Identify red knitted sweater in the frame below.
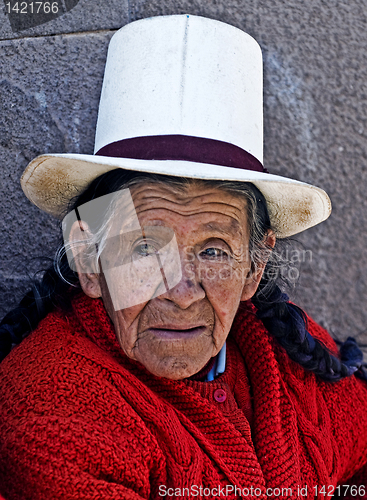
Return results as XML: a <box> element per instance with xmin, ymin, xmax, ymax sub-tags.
<box><xmin>0</xmin><ymin>294</ymin><xmax>367</xmax><ymax>500</ymax></box>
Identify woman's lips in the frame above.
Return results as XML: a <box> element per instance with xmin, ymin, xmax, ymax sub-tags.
<box><xmin>146</xmin><ymin>326</ymin><xmax>207</xmax><ymax>339</ymax></box>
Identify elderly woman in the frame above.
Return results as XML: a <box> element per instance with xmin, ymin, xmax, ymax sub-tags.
<box><xmin>0</xmin><ymin>15</ymin><xmax>367</xmax><ymax>500</ymax></box>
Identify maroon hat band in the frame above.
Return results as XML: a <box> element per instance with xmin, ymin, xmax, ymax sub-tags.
<box><xmin>96</xmin><ymin>135</ymin><xmax>267</xmax><ymax>173</ymax></box>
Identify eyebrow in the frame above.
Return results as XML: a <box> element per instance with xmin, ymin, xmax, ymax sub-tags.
<box><xmin>199</xmin><ymin>221</ymin><xmax>243</xmax><ymax>239</ymax></box>
<box><xmin>141</xmin><ymin>219</ymin><xmax>244</xmax><ymax>240</ymax></box>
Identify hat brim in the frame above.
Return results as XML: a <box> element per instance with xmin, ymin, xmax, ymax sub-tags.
<box><xmin>21</xmin><ymin>153</ymin><xmax>331</xmax><ymax>238</ymax></box>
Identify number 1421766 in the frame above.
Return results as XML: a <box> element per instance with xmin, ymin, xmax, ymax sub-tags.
<box><xmin>5</xmin><ymin>2</ymin><xmax>59</xmax><ymax>14</ymax></box>
<box><xmin>313</xmin><ymin>484</ymin><xmax>365</xmax><ymax>497</ymax></box>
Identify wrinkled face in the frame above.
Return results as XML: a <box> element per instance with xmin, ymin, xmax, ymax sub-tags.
<box><xmin>78</xmin><ymin>182</ymin><xmax>271</xmax><ymax>380</ymax></box>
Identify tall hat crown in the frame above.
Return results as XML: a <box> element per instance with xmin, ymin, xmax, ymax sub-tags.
<box><xmin>95</xmin><ymin>14</ymin><xmax>263</xmax><ymax>165</ymax></box>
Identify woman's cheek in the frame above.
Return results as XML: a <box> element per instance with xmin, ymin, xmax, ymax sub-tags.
<box><xmin>101</xmin><ymin>291</ymin><xmax>146</xmax><ymax>357</ymax></box>
<box><xmin>200</xmin><ymin>263</ymin><xmax>245</xmax><ymax>313</ymax></box>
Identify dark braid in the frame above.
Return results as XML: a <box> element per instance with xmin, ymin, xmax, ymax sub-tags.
<box><xmin>252</xmin><ymin>277</ymin><xmax>366</xmax><ymax>382</ymax></box>
<box><xmin>0</xmin><ymin>258</ymin><xmax>80</xmax><ymax>361</ymax></box>
<box><xmin>0</xmin><ymin>252</ymin><xmax>80</xmax><ymax>361</ymax></box>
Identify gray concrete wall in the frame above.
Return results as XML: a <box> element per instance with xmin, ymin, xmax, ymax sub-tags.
<box><xmin>1</xmin><ymin>0</ymin><xmax>366</xmax><ymax>351</ymax></box>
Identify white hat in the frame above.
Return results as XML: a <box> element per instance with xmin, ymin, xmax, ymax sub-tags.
<box><xmin>20</xmin><ymin>14</ymin><xmax>331</xmax><ymax>238</ymax></box>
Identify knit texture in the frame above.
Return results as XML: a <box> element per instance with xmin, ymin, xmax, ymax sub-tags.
<box><xmin>0</xmin><ymin>294</ymin><xmax>367</xmax><ymax>499</ymax></box>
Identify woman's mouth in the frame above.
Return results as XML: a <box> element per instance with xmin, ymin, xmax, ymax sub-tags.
<box><xmin>146</xmin><ymin>326</ymin><xmax>207</xmax><ymax>340</ymax></box>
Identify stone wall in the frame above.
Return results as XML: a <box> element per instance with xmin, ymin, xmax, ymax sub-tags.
<box><xmin>1</xmin><ymin>0</ymin><xmax>366</xmax><ymax>351</ymax></box>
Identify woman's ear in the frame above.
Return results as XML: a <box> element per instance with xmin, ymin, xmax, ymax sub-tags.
<box><xmin>241</xmin><ymin>230</ymin><xmax>276</xmax><ymax>301</ymax></box>
<box><xmin>69</xmin><ymin>220</ymin><xmax>102</xmax><ymax>299</ymax></box>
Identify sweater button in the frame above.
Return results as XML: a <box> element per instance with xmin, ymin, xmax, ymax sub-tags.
<box><xmin>214</xmin><ymin>389</ymin><xmax>227</xmax><ymax>403</ymax></box>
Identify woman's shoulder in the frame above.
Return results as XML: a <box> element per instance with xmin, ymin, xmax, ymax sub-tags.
<box><xmin>0</xmin><ymin>305</ymin><xmax>145</xmax><ymax>421</ymax></box>
<box><xmin>0</xmin><ymin>308</ymin><xmax>77</xmax><ymax>380</ymax></box>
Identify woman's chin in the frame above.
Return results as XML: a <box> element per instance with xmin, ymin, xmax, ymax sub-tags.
<box><xmin>136</xmin><ymin>351</ymin><xmax>213</xmax><ymax>380</ymax></box>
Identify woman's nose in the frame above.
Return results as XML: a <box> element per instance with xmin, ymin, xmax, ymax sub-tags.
<box><xmin>158</xmin><ymin>256</ymin><xmax>205</xmax><ymax>309</ymax></box>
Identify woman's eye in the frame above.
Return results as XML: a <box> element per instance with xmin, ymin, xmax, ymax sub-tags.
<box><xmin>200</xmin><ymin>247</ymin><xmax>228</xmax><ymax>259</ymax></box>
<box><xmin>134</xmin><ymin>242</ymin><xmax>158</xmax><ymax>257</ymax></box>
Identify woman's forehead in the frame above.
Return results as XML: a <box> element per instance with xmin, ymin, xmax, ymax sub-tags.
<box><xmin>113</xmin><ymin>181</ymin><xmax>249</xmax><ymax>234</ymax></box>
<box><xmin>130</xmin><ymin>181</ymin><xmax>246</xmax><ymax>214</ymax></box>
